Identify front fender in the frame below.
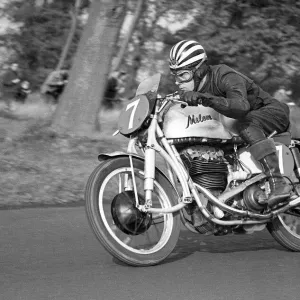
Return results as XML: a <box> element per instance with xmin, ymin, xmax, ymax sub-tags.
<box><xmin>98</xmin><ymin>151</ymin><xmax>145</xmax><ymax>162</ymax></box>
<box><xmin>98</xmin><ymin>151</ymin><xmax>180</xmax><ymax>199</ymax></box>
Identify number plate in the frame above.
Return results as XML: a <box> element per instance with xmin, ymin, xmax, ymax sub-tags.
<box><xmin>118</xmin><ymin>95</ymin><xmax>150</xmax><ymax>135</ymax></box>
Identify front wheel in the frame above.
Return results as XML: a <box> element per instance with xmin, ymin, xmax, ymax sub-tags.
<box><xmin>85</xmin><ymin>157</ymin><xmax>181</xmax><ymax>266</ymax></box>
<box><xmin>267</xmin><ymin>209</ymin><xmax>300</xmax><ymax>251</ymax></box>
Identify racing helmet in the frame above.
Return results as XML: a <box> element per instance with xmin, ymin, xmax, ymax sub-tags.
<box><xmin>169</xmin><ymin>40</ymin><xmax>207</xmax><ymax>72</ymax></box>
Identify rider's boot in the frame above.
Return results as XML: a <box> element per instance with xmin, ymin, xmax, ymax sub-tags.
<box><xmin>258</xmin><ymin>151</ymin><xmax>292</xmax><ymax>208</ymax></box>
<box><xmin>240</xmin><ymin>127</ymin><xmax>292</xmax><ymax>208</ymax></box>
<box><xmin>249</xmin><ymin>139</ymin><xmax>292</xmax><ymax>208</ymax></box>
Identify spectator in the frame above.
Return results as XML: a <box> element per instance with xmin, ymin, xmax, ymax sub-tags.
<box><xmin>1</xmin><ymin>63</ymin><xmax>21</xmax><ymax>111</ymax></box>
<box><xmin>15</xmin><ymin>80</ymin><xmax>31</xmax><ymax>103</ymax></box>
<box><xmin>103</xmin><ymin>70</ymin><xmax>127</xmax><ymax>109</ymax></box>
<box><xmin>41</xmin><ymin>70</ymin><xmax>69</xmax><ymax>104</ymax></box>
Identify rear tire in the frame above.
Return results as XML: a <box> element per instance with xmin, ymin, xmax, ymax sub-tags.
<box><xmin>267</xmin><ymin>213</ymin><xmax>300</xmax><ymax>251</ymax></box>
<box><xmin>85</xmin><ymin>157</ymin><xmax>181</xmax><ymax>266</ymax></box>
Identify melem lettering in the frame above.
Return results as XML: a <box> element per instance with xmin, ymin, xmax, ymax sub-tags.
<box><xmin>186</xmin><ymin>114</ymin><xmax>212</xmax><ymax>128</ymax></box>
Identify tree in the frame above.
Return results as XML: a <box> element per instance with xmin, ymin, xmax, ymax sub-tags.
<box><xmin>2</xmin><ymin>0</ymin><xmax>300</xmax><ymax>98</ymax></box>
<box><xmin>119</xmin><ymin>0</ymin><xmax>178</xmax><ymax>95</ymax></box>
<box><xmin>55</xmin><ymin>0</ymin><xmax>82</xmax><ymax>71</ymax></box>
<box><xmin>1</xmin><ymin>0</ymin><xmax>85</xmax><ymax>89</ymax></box>
<box><xmin>39</xmin><ymin>0</ymin><xmax>84</xmax><ymax>97</ymax></box>
<box><xmin>51</xmin><ymin>0</ymin><xmax>127</xmax><ymax>136</ymax></box>
<box><xmin>165</xmin><ymin>0</ymin><xmax>300</xmax><ymax>93</ymax></box>
<box><xmin>112</xmin><ymin>0</ymin><xmax>145</xmax><ymax>72</ymax></box>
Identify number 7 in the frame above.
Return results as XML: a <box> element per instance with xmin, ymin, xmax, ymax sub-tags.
<box><xmin>126</xmin><ymin>98</ymin><xmax>140</xmax><ymax>129</ymax></box>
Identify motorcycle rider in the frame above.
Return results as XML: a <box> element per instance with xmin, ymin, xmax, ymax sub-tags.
<box><xmin>169</xmin><ymin>40</ymin><xmax>292</xmax><ymax>218</ymax></box>
<box><xmin>1</xmin><ymin>63</ymin><xmax>21</xmax><ymax>111</ymax></box>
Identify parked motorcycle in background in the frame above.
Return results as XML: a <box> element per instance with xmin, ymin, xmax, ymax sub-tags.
<box><xmin>85</xmin><ymin>74</ymin><xmax>300</xmax><ymax>266</ymax></box>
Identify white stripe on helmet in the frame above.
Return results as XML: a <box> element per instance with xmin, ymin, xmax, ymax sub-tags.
<box><xmin>170</xmin><ymin>40</ymin><xmax>186</xmax><ymax>60</ymax></box>
<box><xmin>175</xmin><ymin>40</ymin><xmax>198</xmax><ymax>61</ymax></box>
<box><xmin>178</xmin><ymin>53</ymin><xmax>206</xmax><ymax>68</ymax></box>
<box><xmin>177</xmin><ymin>45</ymin><xmax>205</xmax><ymax>64</ymax></box>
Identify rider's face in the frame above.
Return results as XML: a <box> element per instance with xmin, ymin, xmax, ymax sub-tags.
<box><xmin>175</xmin><ymin>78</ymin><xmax>195</xmax><ymax>92</ymax></box>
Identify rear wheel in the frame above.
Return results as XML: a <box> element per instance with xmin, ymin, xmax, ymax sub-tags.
<box><xmin>85</xmin><ymin>157</ymin><xmax>181</xmax><ymax>266</ymax></box>
<box><xmin>267</xmin><ymin>209</ymin><xmax>300</xmax><ymax>251</ymax></box>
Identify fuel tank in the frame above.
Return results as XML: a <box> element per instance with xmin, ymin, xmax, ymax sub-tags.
<box><xmin>163</xmin><ymin>104</ymin><xmax>239</xmax><ymax>139</ymax></box>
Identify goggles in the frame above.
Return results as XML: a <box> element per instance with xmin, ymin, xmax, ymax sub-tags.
<box><xmin>171</xmin><ymin>69</ymin><xmax>194</xmax><ymax>83</ymax></box>
<box><xmin>170</xmin><ymin>56</ymin><xmax>207</xmax><ymax>84</ymax></box>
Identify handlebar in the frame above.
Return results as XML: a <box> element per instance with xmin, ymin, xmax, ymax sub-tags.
<box><xmin>158</xmin><ymin>91</ymin><xmax>180</xmax><ymax>101</ymax></box>
<box><xmin>157</xmin><ymin>92</ymin><xmax>187</xmax><ymax>112</ymax></box>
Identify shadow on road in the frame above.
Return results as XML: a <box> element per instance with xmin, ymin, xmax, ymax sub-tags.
<box><xmin>163</xmin><ymin>229</ymin><xmax>285</xmax><ymax>265</ymax></box>
<box><xmin>112</xmin><ymin>229</ymin><xmax>285</xmax><ymax>267</ymax></box>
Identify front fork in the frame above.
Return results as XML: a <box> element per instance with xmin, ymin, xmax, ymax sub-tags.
<box><xmin>144</xmin><ymin>146</ymin><xmax>156</xmax><ymax>208</ymax></box>
<box><xmin>142</xmin><ymin>111</ymin><xmax>192</xmax><ymax>209</ymax></box>
<box><xmin>126</xmin><ymin>108</ymin><xmax>192</xmax><ymax>211</ymax></box>
<box><xmin>125</xmin><ymin>141</ymin><xmax>156</xmax><ymax>209</ymax></box>
<box><xmin>125</xmin><ymin>131</ymin><xmax>156</xmax><ymax>209</ymax></box>
<box><xmin>143</xmin><ymin>113</ymin><xmax>158</xmax><ymax>209</ymax></box>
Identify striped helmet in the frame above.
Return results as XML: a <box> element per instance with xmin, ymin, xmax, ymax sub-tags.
<box><xmin>169</xmin><ymin>40</ymin><xmax>207</xmax><ymax>71</ymax></box>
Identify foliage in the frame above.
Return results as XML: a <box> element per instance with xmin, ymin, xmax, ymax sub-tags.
<box><xmin>1</xmin><ymin>0</ymin><xmax>300</xmax><ymax>99</ymax></box>
<box><xmin>162</xmin><ymin>0</ymin><xmax>300</xmax><ymax>95</ymax></box>
<box><xmin>1</xmin><ymin>0</ymin><xmax>86</xmax><ymax>90</ymax></box>
<box><xmin>118</xmin><ymin>0</ymin><xmax>300</xmax><ymax>98</ymax></box>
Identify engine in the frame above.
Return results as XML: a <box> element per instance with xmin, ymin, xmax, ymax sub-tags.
<box><xmin>179</xmin><ymin>145</ymin><xmax>228</xmax><ymax>234</ymax></box>
<box><xmin>181</xmin><ymin>145</ymin><xmax>269</xmax><ymax>211</ymax></box>
<box><xmin>179</xmin><ymin>145</ymin><xmax>270</xmax><ymax>236</ymax></box>
<box><xmin>180</xmin><ymin>145</ymin><xmax>228</xmax><ymax>191</ymax></box>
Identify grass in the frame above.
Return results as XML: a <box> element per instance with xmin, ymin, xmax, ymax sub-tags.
<box><xmin>0</xmin><ymin>96</ymin><xmax>128</xmax><ymax>209</ymax></box>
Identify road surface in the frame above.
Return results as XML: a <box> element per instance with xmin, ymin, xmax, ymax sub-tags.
<box><xmin>1</xmin><ymin>207</ymin><xmax>299</xmax><ymax>300</ymax></box>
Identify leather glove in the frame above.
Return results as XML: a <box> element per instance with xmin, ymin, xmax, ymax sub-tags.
<box><xmin>179</xmin><ymin>91</ymin><xmax>214</xmax><ymax>107</ymax></box>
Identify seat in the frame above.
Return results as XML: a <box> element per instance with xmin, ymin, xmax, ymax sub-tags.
<box><xmin>230</xmin><ymin>129</ymin><xmax>292</xmax><ymax>146</ymax></box>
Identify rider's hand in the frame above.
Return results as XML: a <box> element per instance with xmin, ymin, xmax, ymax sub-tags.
<box><xmin>179</xmin><ymin>91</ymin><xmax>214</xmax><ymax>107</ymax></box>
<box><xmin>198</xmin><ymin>93</ymin><xmax>215</xmax><ymax>107</ymax></box>
<box><xmin>179</xmin><ymin>91</ymin><xmax>202</xmax><ymax>106</ymax></box>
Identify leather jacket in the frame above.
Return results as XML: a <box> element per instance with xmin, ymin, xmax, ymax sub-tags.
<box><xmin>198</xmin><ymin>64</ymin><xmax>282</xmax><ymax>120</ymax></box>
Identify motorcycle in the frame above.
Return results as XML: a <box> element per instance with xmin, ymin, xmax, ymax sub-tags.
<box><xmin>85</xmin><ymin>73</ymin><xmax>300</xmax><ymax>266</ymax></box>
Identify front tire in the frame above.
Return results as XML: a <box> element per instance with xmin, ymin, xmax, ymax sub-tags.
<box><xmin>85</xmin><ymin>157</ymin><xmax>181</xmax><ymax>266</ymax></box>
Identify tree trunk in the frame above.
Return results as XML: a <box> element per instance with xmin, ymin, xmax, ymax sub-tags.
<box><xmin>51</xmin><ymin>0</ymin><xmax>127</xmax><ymax>136</ymax></box>
<box><xmin>55</xmin><ymin>0</ymin><xmax>81</xmax><ymax>71</ymax></box>
<box><xmin>112</xmin><ymin>0</ymin><xmax>145</xmax><ymax>72</ymax></box>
